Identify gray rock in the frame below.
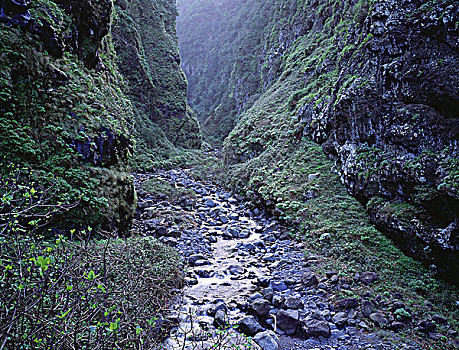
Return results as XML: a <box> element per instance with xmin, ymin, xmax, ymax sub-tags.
<box><xmin>251</xmin><ymin>299</ymin><xmax>271</xmax><ymax>317</ymax></box>
<box><xmin>219</xmin><ymin>215</ymin><xmax>229</xmax><ymax>224</ymax></box>
<box><xmin>361</xmin><ymin>299</ymin><xmax>376</xmax><ymax>317</ymax></box>
<box><xmin>391</xmin><ymin>321</ymin><xmax>407</xmax><ymax>331</ymax></box>
<box><xmin>189</xmin><ymin>254</ymin><xmax>206</xmax><ymax>265</ymax></box>
<box><xmin>254</xmin><ymin>330</ymin><xmax>279</xmax><ymax>350</ymax></box>
<box><xmin>204</xmin><ymin>199</ymin><xmax>217</xmax><ymax>207</ymax></box>
<box><xmin>301</xmin><ymin>272</ymin><xmax>318</xmax><ymax>287</ymax></box>
<box><xmin>276</xmin><ymin>309</ymin><xmax>299</xmax><ymax>335</ymax></box>
<box><xmin>194</xmin><ymin>259</ymin><xmax>210</xmax><ymax>266</ymax></box>
<box><xmin>214</xmin><ymin>309</ymin><xmax>227</xmax><ymax>328</ymax></box>
<box><xmin>207</xmin><ymin>302</ymin><xmax>227</xmax><ymax>317</ymax></box>
<box><xmin>263</xmin><ymin>253</ymin><xmax>277</xmax><ymax>262</ymax></box>
<box><xmin>248</xmin><ymin>292</ymin><xmax>263</xmax><ymax>302</ymax></box>
<box><xmin>332</xmin><ymin>312</ymin><xmax>347</xmax><ymax>327</ymax></box>
<box><xmin>336</xmin><ymin>298</ymin><xmax>359</xmax><ymax>310</ymax></box>
<box><xmin>285</xmin><ymin>296</ymin><xmax>304</xmax><ymax>310</ymax></box>
<box><xmin>301</xmin><ymin>312</ymin><xmax>331</xmax><ymax>338</ymax></box>
<box><xmin>272</xmin><ymin>295</ymin><xmax>284</xmax><ymax>308</ymax></box>
<box><xmin>228</xmin><ymin>213</ymin><xmax>239</xmax><ymax>220</ymax></box>
<box><xmin>270</xmin><ymin>281</ymin><xmax>288</xmax><ymax>292</ymax></box>
<box><xmin>229</xmin><ymin>265</ymin><xmax>245</xmax><ymax>275</ymax></box>
<box><xmin>370</xmin><ymin>312</ymin><xmax>388</xmax><ymax>327</ymax></box>
<box><xmin>359</xmin><ymin>272</ymin><xmax>379</xmax><ymax>285</ymax></box>
<box><xmin>331</xmin><ymin>329</ymin><xmax>347</xmax><ymax>339</ymax></box>
<box><xmin>239</xmin><ymin>316</ymin><xmax>264</xmax><ymax>336</ymax></box>
<box><xmin>238</xmin><ymin>230</ymin><xmax>250</xmax><ymax>238</ymax></box>
<box><xmin>166</xmin><ymin>229</ymin><xmax>181</xmax><ymax>237</ymax></box>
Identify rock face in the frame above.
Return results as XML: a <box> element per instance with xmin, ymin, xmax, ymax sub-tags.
<box><xmin>0</xmin><ymin>0</ymin><xmax>199</xmax><ymax>233</ymax></box>
<box><xmin>179</xmin><ymin>0</ymin><xmax>459</xmax><ymax>277</ymax></box>
<box><xmin>0</xmin><ymin>0</ymin><xmax>136</xmax><ymax>233</ymax></box>
<box><xmin>299</xmin><ymin>0</ymin><xmax>459</xmax><ymax>276</ymax></box>
<box><xmin>113</xmin><ymin>0</ymin><xmax>201</xmax><ymax>158</ymax></box>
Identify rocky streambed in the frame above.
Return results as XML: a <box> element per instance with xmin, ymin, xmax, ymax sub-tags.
<box><xmin>134</xmin><ymin>169</ymin><xmax>428</xmax><ymax>350</ymax></box>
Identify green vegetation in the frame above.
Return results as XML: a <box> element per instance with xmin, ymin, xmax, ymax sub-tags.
<box><xmin>113</xmin><ymin>0</ymin><xmax>202</xmax><ymax>168</ymax></box>
<box><xmin>0</xmin><ymin>164</ymin><xmax>182</xmax><ymax>348</ymax></box>
<box><xmin>0</xmin><ymin>8</ymin><xmax>135</xmax><ymax>232</ymax></box>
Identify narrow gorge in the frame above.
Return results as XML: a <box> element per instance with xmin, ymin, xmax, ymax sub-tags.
<box><xmin>0</xmin><ymin>0</ymin><xmax>458</xmax><ymax>349</ymax></box>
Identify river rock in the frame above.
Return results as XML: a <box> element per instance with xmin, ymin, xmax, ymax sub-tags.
<box><xmin>370</xmin><ymin>312</ymin><xmax>388</xmax><ymax>326</ymax></box>
<box><xmin>277</xmin><ymin>309</ymin><xmax>299</xmax><ymax>335</ymax></box>
<box><xmin>204</xmin><ymin>199</ymin><xmax>217</xmax><ymax>208</ymax></box>
<box><xmin>336</xmin><ymin>298</ymin><xmax>359</xmax><ymax>310</ymax></box>
<box><xmin>238</xmin><ymin>316</ymin><xmax>264</xmax><ymax>336</ymax></box>
<box><xmin>254</xmin><ymin>330</ymin><xmax>279</xmax><ymax>350</ymax></box>
<box><xmin>301</xmin><ymin>312</ymin><xmax>331</xmax><ymax>338</ymax></box>
<box><xmin>284</xmin><ymin>296</ymin><xmax>304</xmax><ymax>310</ymax></box>
<box><xmin>301</xmin><ymin>272</ymin><xmax>318</xmax><ymax>287</ymax></box>
<box><xmin>214</xmin><ymin>309</ymin><xmax>227</xmax><ymax>328</ymax></box>
<box><xmin>194</xmin><ymin>259</ymin><xmax>210</xmax><ymax>266</ymax></box>
<box><xmin>272</xmin><ymin>295</ymin><xmax>284</xmax><ymax>308</ymax></box>
<box><xmin>361</xmin><ymin>299</ymin><xmax>376</xmax><ymax>317</ymax></box>
<box><xmin>238</xmin><ymin>230</ymin><xmax>250</xmax><ymax>238</ymax></box>
<box><xmin>263</xmin><ymin>253</ymin><xmax>277</xmax><ymax>262</ymax></box>
<box><xmin>359</xmin><ymin>272</ymin><xmax>379</xmax><ymax>285</ymax></box>
<box><xmin>332</xmin><ymin>312</ymin><xmax>348</xmax><ymax>327</ymax></box>
<box><xmin>207</xmin><ymin>301</ymin><xmax>227</xmax><ymax>316</ymax></box>
<box><xmin>189</xmin><ymin>254</ymin><xmax>206</xmax><ymax>265</ymax></box>
<box><xmin>270</xmin><ymin>281</ymin><xmax>288</xmax><ymax>292</ymax></box>
<box><xmin>251</xmin><ymin>299</ymin><xmax>271</xmax><ymax>317</ymax></box>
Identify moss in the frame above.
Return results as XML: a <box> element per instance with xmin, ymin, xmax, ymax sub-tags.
<box><xmin>0</xmin><ymin>2</ymin><xmax>135</xmax><ymax>233</ymax></box>
<box><xmin>112</xmin><ymin>0</ymin><xmax>201</xmax><ymax>159</ymax></box>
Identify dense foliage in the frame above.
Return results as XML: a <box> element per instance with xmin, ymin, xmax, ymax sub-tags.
<box><xmin>0</xmin><ymin>164</ymin><xmax>182</xmax><ymax>349</ymax></box>
<box><xmin>0</xmin><ymin>0</ymin><xmax>136</xmax><ymax>233</ymax></box>
<box><xmin>113</xmin><ymin>0</ymin><xmax>202</xmax><ymax>171</ymax></box>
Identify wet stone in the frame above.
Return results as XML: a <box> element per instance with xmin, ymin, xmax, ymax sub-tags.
<box><xmin>254</xmin><ymin>330</ymin><xmax>279</xmax><ymax>350</ymax></box>
<box><xmin>370</xmin><ymin>313</ymin><xmax>388</xmax><ymax>327</ymax></box>
<box><xmin>302</xmin><ymin>271</ymin><xmax>318</xmax><ymax>287</ymax></box>
<box><xmin>251</xmin><ymin>298</ymin><xmax>271</xmax><ymax>317</ymax></box>
<box><xmin>284</xmin><ymin>296</ymin><xmax>304</xmax><ymax>310</ymax></box>
<box><xmin>188</xmin><ymin>254</ymin><xmax>206</xmax><ymax>265</ymax></box>
<box><xmin>277</xmin><ymin>309</ymin><xmax>299</xmax><ymax>335</ymax></box>
<box><xmin>213</xmin><ymin>309</ymin><xmax>227</xmax><ymax>328</ymax></box>
<box><xmin>302</xmin><ymin>312</ymin><xmax>331</xmax><ymax>338</ymax></box>
<box><xmin>332</xmin><ymin>312</ymin><xmax>347</xmax><ymax>327</ymax></box>
<box><xmin>362</xmin><ymin>299</ymin><xmax>376</xmax><ymax>317</ymax></box>
<box><xmin>239</xmin><ymin>316</ymin><xmax>264</xmax><ymax>336</ymax></box>
<box><xmin>336</xmin><ymin>298</ymin><xmax>359</xmax><ymax>310</ymax></box>
<box><xmin>194</xmin><ymin>259</ymin><xmax>210</xmax><ymax>267</ymax></box>
<box><xmin>270</xmin><ymin>281</ymin><xmax>288</xmax><ymax>292</ymax></box>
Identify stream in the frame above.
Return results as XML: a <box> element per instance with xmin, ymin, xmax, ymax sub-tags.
<box><xmin>134</xmin><ymin>169</ymin><xmax>419</xmax><ymax>350</ymax></box>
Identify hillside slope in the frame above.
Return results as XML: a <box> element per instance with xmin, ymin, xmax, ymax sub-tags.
<box><xmin>0</xmin><ymin>0</ymin><xmax>203</xmax><ymax>231</ymax></box>
<box><xmin>179</xmin><ymin>0</ymin><xmax>459</xmax><ymax>278</ymax></box>
<box><xmin>113</xmin><ymin>0</ymin><xmax>202</xmax><ymax>170</ymax></box>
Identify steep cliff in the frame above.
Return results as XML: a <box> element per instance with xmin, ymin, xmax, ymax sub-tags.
<box><xmin>0</xmin><ymin>0</ymin><xmax>136</xmax><ymax>232</ymax></box>
<box><xmin>113</xmin><ymin>0</ymin><xmax>201</xmax><ymax>169</ymax></box>
<box><xmin>179</xmin><ymin>0</ymin><xmax>459</xmax><ymax>277</ymax></box>
<box><xmin>177</xmin><ymin>0</ymin><xmax>265</xmax><ymax>145</ymax></box>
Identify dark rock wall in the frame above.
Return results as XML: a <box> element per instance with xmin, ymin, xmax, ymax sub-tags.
<box><xmin>210</xmin><ymin>0</ymin><xmax>459</xmax><ymax>276</ymax></box>
<box><xmin>113</xmin><ymin>0</ymin><xmax>202</xmax><ymax>151</ymax></box>
<box><xmin>297</xmin><ymin>0</ymin><xmax>459</xmax><ymax>273</ymax></box>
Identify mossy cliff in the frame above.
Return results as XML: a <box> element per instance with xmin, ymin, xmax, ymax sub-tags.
<box><xmin>112</xmin><ymin>0</ymin><xmax>201</xmax><ymax>169</ymax></box>
<box><xmin>0</xmin><ymin>0</ymin><xmax>201</xmax><ymax>232</ymax></box>
<box><xmin>179</xmin><ymin>0</ymin><xmax>458</xmax><ymax>277</ymax></box>
<box><xmin>0</xmin><ymin>0</ymin><xmax>136</xmax><ymax>233</ymax></box>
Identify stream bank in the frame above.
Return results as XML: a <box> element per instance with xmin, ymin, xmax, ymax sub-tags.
<box><xmin>133</xmin><ymin>169</ymin><xmax>449</xmax><ymax>350</ymax></box>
